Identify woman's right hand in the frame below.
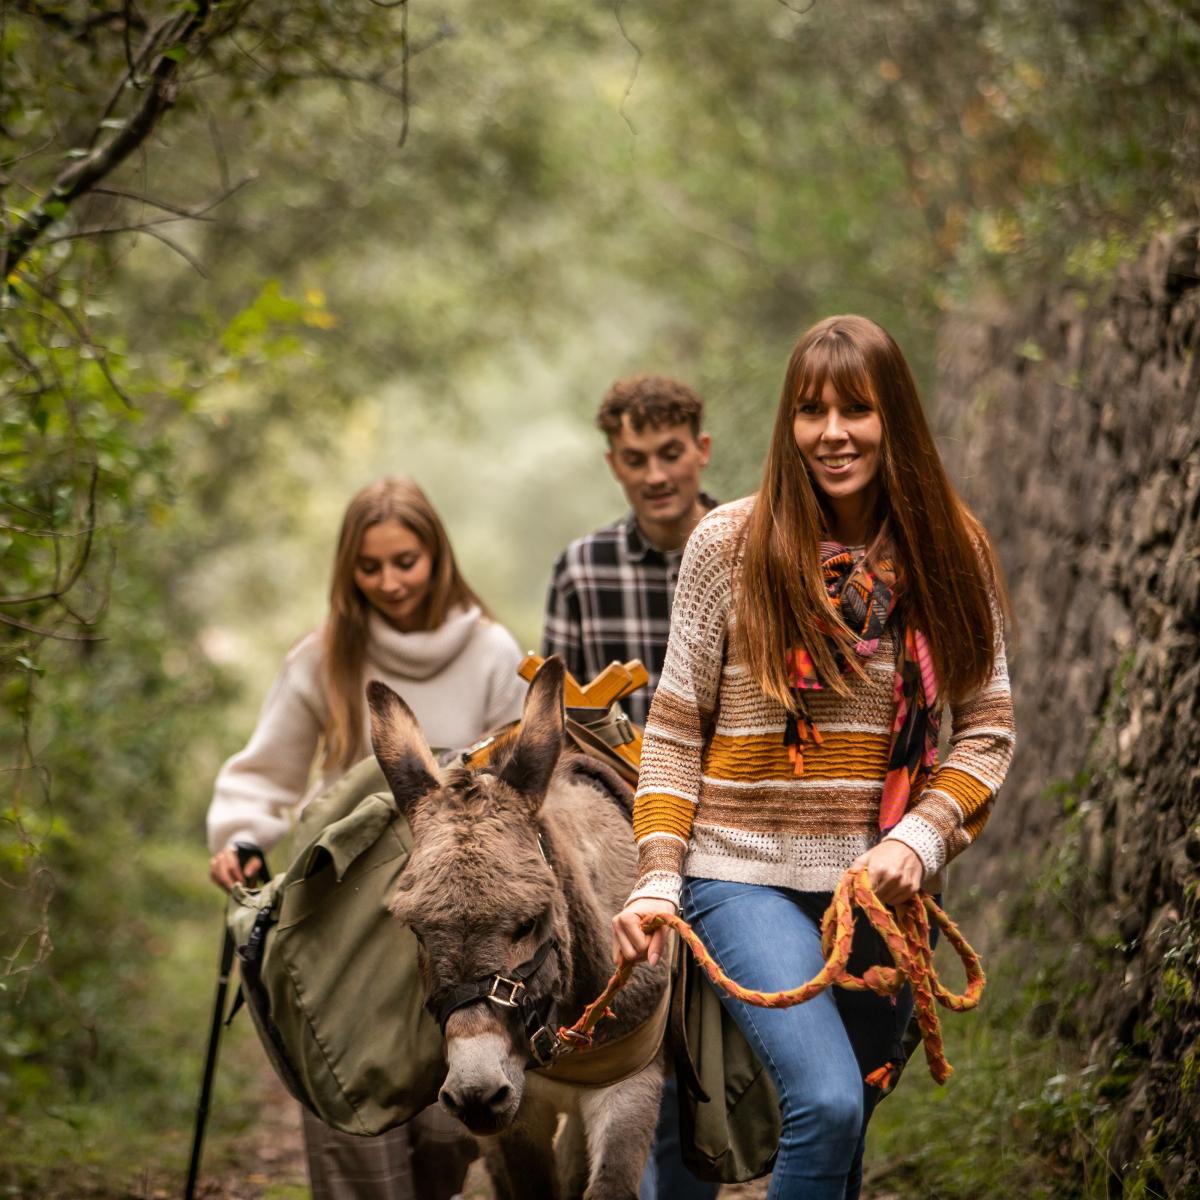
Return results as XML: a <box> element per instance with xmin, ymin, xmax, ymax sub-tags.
<box><xmin>209</xmin><ymin>845</ymin><xmax>263</xmax><ymax>893</ymax></box>
<box><xmin>612</xmin><ymin>897</ymin><xmax>677</xmax><ymax>968</ymax></box>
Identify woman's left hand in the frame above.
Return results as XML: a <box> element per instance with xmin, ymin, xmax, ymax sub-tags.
<box><xmin>848</xmin><ymin>840</ymin><xmax>925</xmax><ymax>906</ymax></box>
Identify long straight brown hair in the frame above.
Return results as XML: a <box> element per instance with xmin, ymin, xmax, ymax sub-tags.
<box><xmin>735</xmin><ymin>314</ymin><xmax>1008</xmax><ymax>709</ymax></box>
<box><xmin>323</xmin><ymin>476</ymin><xmax>489</xmax><ymax>770</ymax></box>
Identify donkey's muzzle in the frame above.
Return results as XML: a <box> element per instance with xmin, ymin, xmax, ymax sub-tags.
<box><xmin>440</xmin><ymin>1078</ymin><xmax>517</xmax><ymax>1133</ymax></box>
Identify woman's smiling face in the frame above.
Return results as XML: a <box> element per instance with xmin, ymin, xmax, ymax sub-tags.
<box><xmin>353</xmin><ymin>519</ymin><xmax>434</xmax><ymax>631</ymax></box>
<box><xmin>792</xmin><ymin>378</ymin><xmax>884</xmax><ymax>506</ymax></box>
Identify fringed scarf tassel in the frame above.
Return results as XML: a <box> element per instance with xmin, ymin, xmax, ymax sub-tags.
<box><xmin>784</xmin><ymin>708</ymin><xmax>823</xmax><ymax>775</ymax></box>
<box><xmin>878</xmin><ymin>627</ymin><xmax>939</xmax><ymax>831</ymax></box>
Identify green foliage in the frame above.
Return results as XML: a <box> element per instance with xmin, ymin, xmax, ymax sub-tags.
<box><xmin>1</xmin><ymin>845</ymin><xmax>272</xmax><ymax>1196</ymax></box>
<box><xmin>0</xmin><ymin>260</ymin><xmax>338</xmax><ymax>1148</ymax></box>
<box><xmin>866</xmin><ymin>936</ymin><xmax>1118</xmax><ymax>1198</ymax></box>
<box><xmin>828</xmin><ymin>0</ymin><xmax>1200</xmax><ymax>289</ymax></box>
<box><xmin>2</xmin><ymin>0</ymin><xmax>1197</xmax><ymax>1190</ymax></box>
<box><xmin>1183</xmin><ymin>1044</ymin><xmax>1200</xmax><ymax>1095</ymax></box>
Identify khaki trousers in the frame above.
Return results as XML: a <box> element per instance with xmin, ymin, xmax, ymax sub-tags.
<box><xmin>302</xmin><ymin>1104</ymin><xmax>476</xmax><ymax>1200</ymax></box>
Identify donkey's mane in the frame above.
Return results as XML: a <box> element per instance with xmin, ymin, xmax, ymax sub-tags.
<box><xmin>436</xmin><ymin>764</ymin><xmax>489</xmax><ymax>808</ymax></box>
<box><xmin>556</xmin><ymin>753</ymin><xmax>634</xmax><ymax>821</ymax></box>
<box><xmin>398</xmin><ymin>766</ymin><xmax>550</xmax><ymax>916</ymax></box>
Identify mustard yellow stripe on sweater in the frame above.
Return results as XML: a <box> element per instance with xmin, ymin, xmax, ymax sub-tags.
<box><xmin>927</xmin><ymin>766</ymin><xmax>993</xmax><ymax>823</ymax></box>
<box><xmin>701</xmin><ymin>730</ymin><xmax>891</xmax><ymax>782</ymax></box>
<box><xmin>963</xmin><ymin>799</ymin><xmax>995</xmax><ymax>843</ymax></box>
<box><xmin>633</xmin><ymin>793</ymin><xmax>695</xmax><ymax>841</ymax></box>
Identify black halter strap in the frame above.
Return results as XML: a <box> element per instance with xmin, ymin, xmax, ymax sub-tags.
<box><xmin>427</xmin><ymin>935</ymin><xmax>561</xmax><ymax>1068</ymax></box>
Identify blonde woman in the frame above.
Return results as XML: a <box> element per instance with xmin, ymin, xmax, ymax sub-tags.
<box><xmin>207</xmin><ymin>475</ymin><xmax>526</xmax><ymax>1200</ymax></box>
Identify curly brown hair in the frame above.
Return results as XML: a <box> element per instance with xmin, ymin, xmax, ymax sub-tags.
<box><xmin>595</xmin><ymin>374</ymin><xmax>704</xmax><ymax>439</ymax></box>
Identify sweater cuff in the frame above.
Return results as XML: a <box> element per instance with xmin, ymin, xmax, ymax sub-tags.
<box><xmin>627</xmin><ymin>833</ymin><xmax>688</xmax><ymax>909</ymax></box>
<box><xmin>627</xmin><ymin>872</ymin><xmax>683</xmax><ymax>910</ymax></box>
<box><xmin>223</xmin><ymin>828</ymin><xmax>266</xmax><ymax>853</ymax></box>
<box><xmin>636</xmin><ymin>832</ymin><xmax>687</xmax><ymax>877</ymax></box>
<box><xmin>883</xmin><ymin>812</ymin><xmax>947</xmax><ymax>879</ymax></box>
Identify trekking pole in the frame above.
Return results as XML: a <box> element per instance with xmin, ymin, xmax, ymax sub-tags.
<box><xmin>185</xmin><ymin>844</ymin><xmax>268</xmax><ymax>1200</ymax></box>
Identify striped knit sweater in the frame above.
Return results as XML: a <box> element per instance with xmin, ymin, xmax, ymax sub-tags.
<box><xmin>629</xmin><ymin>496</ymin><xmax>1016</xmax><ymax>908</ymax></box>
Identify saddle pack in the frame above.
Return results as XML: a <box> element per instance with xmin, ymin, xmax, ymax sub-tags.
<box><xmin>225</xmin><ymin>656</ymin><xmax>661</xmax><ymax>1136</ymax></box>
<box><xmin>227</xmin><ymin>756</ymin><xmax>438</xmax><ymax>1135</ymax></box>
<box><xmin>225</xmin><ymin>654</ymin><xmax>785</xmax><ymax>1178</ymax></box>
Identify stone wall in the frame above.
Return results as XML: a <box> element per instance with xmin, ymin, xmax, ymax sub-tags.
<box><xmin>935</xmin><ymin>227</ymin><xmax>1200</xmax><ymax>1194</ymax></box>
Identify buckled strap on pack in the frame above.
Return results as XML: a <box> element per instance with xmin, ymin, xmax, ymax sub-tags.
<box><xmin>567</xmin><ymin>703</ymin><xmax>636</xmax><ymax>749</ymax></box>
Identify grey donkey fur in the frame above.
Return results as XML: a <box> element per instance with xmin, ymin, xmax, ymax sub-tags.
<box><xmin>366</xmin><ymin>658</ymin><xmax>668</xmax><ymax>1200</ymax></box>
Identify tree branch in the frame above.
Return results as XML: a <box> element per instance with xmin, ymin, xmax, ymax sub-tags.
<box><xmin>0</xmin><ymin>463</ymin><xmax>99</xmax><ymax>607</ymax></box>
<box><xmin>0</xmin><ymin>610</ymin><xmax>105</xmax><ymax>642</ymax></box>
<box><xmin>612</xmin><ymin>0</ymin><xmax>641</xmax><ymax>137</ymax></box>
<box><xmin>1</xmin><ymin>0</ymin><xmax>224</xmax><ymax>276</ymax></box>
<box><xmin>91</xmin><ymin>175</ymin><xmax>254</xmax><ymax>219</ymax></box>
<box><xmin>130</xmin><ymin>223</ymin><xmax>210</xmax><ymax>275</ymax></box>
<box><xmin>397</xmin><ymin>0</ymin><xmax>410</xmax><ymax>147</ymax></box>
<box><xmin>18</xmin><ymin>276</ymin><xmax>136</xmax><ymax>409</ymax></box>
<box><xmin>12</xmin><ymin>0</ymin><xmax>145</xmax><ymax>42</ymax></box>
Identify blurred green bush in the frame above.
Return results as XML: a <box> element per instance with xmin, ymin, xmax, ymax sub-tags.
<box><xmin>2</xmin><ymin>0</ymin><xmax>1196</xmax><ymax>1190</ymax></box>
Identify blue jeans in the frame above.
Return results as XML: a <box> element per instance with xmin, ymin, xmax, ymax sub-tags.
<box><xmin>681</xmin><ymin>877</ymin><xmax>916</xmax><ymax>1200</ymax></box>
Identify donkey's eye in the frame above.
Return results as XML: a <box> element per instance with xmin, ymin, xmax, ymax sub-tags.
<box><xmin>512</xmin><ymin>917</ymin><xmax>537</xmax><ymax>942</ymax></box>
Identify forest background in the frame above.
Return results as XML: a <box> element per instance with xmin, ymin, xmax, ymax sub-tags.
<box><xmin>2</xmin><ymin>1</ymin><xmax>1198</xmax><ymax>1197</ymax></box>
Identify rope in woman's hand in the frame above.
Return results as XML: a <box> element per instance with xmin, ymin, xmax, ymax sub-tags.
<box><xmin>556</xmin><ymin>866</ymin><xmax>985</xmax><ymax>1086</ymax></box>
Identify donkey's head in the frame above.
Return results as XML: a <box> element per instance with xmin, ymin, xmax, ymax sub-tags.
<box><xmin>367</xmin><ymin>659</ymin><xmax>569</xmax><ymax>1135</ymax></box>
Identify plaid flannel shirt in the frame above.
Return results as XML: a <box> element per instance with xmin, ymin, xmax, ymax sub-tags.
<box><xmin>541</xmin><ymin>496</ymin><xmax>718</xmax><ymax>726</ymax></box>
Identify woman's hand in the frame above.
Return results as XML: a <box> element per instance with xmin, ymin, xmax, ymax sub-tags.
<box><xmin>848</xmin><ymin>839</ymin><xmax>925</xmax><ymax>906</ymax></box>
<box><xmin>209</xmin><ymin>845</ymin><xmax>263</xmax><ymax>893</ymax></box>
<box><xmin>612</xmin><ymin>897</ymin><xmax>677</xmax><ymax>968</ymax></box>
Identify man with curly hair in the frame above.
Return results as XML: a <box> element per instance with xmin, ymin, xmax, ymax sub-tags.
<box><xmin>542</xmin><ymin>374</ymin><xmax>716</xmax><ymax>727</ymax></box>
<box><xmin>541</xmin><ymin>373</ymin><xmax>718</xmax><ymax>1199</ymax></box>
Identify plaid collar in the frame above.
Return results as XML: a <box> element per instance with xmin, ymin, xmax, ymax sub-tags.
<box><xmin>621</xmin><ymin>493</ymin><xmax>720</xmax><ymax>563</ymax></box>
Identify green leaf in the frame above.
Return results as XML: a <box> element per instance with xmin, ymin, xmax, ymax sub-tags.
<box><xmin>163</xmin><ymin>45</ymin><xmax>189</xmax><ymax>63</ymax></box>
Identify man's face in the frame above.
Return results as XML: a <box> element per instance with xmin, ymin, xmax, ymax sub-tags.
<box><xmin>605</xmin><ymin>417</ymin><xmax>712</xmax><ymax>536</ymax></box>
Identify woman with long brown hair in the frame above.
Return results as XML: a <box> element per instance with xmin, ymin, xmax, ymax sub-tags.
<box><xmin>613</xmin><ymin>315</ymin><xmax>1016</xmax><ymax>1198</ymax></box>
<box><xmin>207</xmin><ymin>474</ymin><xmax>525</xmax><ymax>1200</ymax></box>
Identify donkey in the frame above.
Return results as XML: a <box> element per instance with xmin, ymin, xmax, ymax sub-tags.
<box><xmin>366</xmin><ymin>658</ymin><xmax>668</xmax><ymax>1200</ymax></box>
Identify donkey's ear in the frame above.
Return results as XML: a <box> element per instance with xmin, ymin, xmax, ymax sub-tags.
<box><xmin>367</xmin><ymin>680</ymin><xmax>439</xmax><ymax>816</ymax></box>
<box><xmin>497</xmin><ymin>656</ymin><xmax>565</xmax><ymax>809</ymax></box>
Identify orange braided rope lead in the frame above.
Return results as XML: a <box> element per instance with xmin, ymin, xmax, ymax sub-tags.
<box><xmin>557</xmin><ymin>867</ymin><xmax>985</xmax><ymax>1086</ymax></box>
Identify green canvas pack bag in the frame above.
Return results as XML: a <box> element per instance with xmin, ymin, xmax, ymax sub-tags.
<box><xmin>670</xmin><ymin>939</ymin><xmax>781</xmax><ymax>1183</ymax></box>
<box><xmin>226</xmin><ymin>756</ymin><xmax>445</xmax><ymax>1136</ymax></box>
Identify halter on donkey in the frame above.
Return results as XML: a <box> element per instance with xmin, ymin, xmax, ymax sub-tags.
<box><xmin>370</xmin><ymin>658</ymin><xmax>671</xmax><ymax>1200</ymax></box>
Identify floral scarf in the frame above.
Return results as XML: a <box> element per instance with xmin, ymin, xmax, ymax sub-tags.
<box><xmin>783</xmin><ymin>542</ymin><xmax>941</xmax><ymax>831</ymax></box>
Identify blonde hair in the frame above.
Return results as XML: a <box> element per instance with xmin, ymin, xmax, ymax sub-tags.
<box><xmin>322</xmin><ymin>476</ymin><xmax>488</xmax><ymax>770</ymax></box>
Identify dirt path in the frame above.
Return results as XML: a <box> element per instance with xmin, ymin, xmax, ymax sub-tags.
<box><xmin>196</xmin><ymin>1053</ymin><xmax>898</xmax><ymax>1200</ymax></box>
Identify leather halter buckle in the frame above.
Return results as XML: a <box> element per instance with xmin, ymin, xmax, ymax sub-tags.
<box><xmin>487</xmin><ymin>975</ymin><xmax>526</xmax><ymax>1008</ymax></box>
<box><xmin>527</xmin><ymin>1024</ymin><xmax>559</xmax><ymax>1067</ymax></box>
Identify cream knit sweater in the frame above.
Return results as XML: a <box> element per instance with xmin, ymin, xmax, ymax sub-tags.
<box><xmin>206</xmin><ymin>605</ymin><xmax>526</xmax><ymax>852</ymax></box>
